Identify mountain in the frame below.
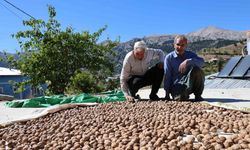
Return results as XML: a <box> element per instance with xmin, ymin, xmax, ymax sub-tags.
<box><xmin>187</xmin><ymin>26</ymin><xmax>246</xmax><ymax>40</ymax></box>
<box><xmin>112</xmin><ymin>26</ymin><xmax>247</xmax><ymax>73</ymax></box>
<box><xmin>0</xmin><ymin>52</ymin><xmax>19</xmax><ymax>68</ymax></box>
<box><xmin>0</xmin><ymin>52</ymin><xmax>9</xmax><ymax>67</ymax></box>
<box><xmin>1</xmin><ymin>26</ymin><xmax>247</xmax><ymax>73</ymax></box>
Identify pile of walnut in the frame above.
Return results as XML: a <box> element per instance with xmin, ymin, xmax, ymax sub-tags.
<box><xmin>1</xmin><ymin>101</ymin><xmax>250</xmax><ymax>150</ymax></box>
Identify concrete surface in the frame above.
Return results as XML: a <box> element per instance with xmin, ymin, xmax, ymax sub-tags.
<box><xmin>1</xmin><ymin>88</ymin><xmax>250</xmax><ymax>126</ymax></box>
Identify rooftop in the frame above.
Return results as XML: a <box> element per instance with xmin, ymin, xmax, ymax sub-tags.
<box><xmin>0</xmin><ymin>67</ymin><xmax>21</xmax><ymax>76</ymax></box>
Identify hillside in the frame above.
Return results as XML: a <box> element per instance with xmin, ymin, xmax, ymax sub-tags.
<box><xmin>113</xmin><ymin>26</ymin><xmax>246</xmax><ymax>73</ymax></box>
<box><xmin>0</xmin><ymin>52</ymin><xmax>19</xmax><ymax>68</ymax></box>
<box><xmin>187</xmin><ymin>26</ymin><xmax>246</xmax><ymax>40</ymax></box>
<box><xmin>1</xmin><ymin>26</ymin><xmax>247</xmax><ymax>75</ymax></box>
<box><xmin>198</xmin><ymin>41</ymin><xmax>246</xmax><ymax>75</ymax></box>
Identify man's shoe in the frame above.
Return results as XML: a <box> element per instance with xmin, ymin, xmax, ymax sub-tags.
<box><xmin>149</xmin><ymin>94</ymin><xmax>160</xmax><ymax>101</ymax></box>
<box><xmin>165</xmin><ymin>96</ymin><xmax>171</xmax><ymax>101</ymax></box>
<box><xmin>133</xmin><ymin>94</ymin><xmax>141</xmax><ymax>102</ymax></box>
<box><xmin>194</xmin><ymin>95</ymin><xmax>204</xmax><ymax>102</ymax></box>
<box><xmin>173</xmin><ymin>94</ymin><xmax>189</xmax><ymax>101</ymax></box>
<box><xmin>180</xmin><ymin>95</ymin><xmax>190</xmax><ymax>101</ymax></box>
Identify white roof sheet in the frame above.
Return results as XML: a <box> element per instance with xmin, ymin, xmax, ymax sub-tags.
<box><xmin>0</xmin><ymin>67</ymin><xmax>21</xmax><ymax>76</ymax></box>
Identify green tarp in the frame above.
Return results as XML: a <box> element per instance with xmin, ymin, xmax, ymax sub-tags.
<box><xmin>5</xmin><ymin>90</ymin><xmax>126</xmax><ymax>108</ymax></box>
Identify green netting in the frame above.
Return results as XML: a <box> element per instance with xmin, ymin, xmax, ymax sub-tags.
<box><xmin>99</xmin><ymin>90</ymin><xmax>126</xmax><ymax>103</ymax></box>
<box><xmin>5</xmin><ymin>90</ymin><xmax>125</xmax><ymax>108</ymax></box>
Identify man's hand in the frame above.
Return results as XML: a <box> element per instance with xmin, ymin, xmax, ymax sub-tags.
<box><xmin>157</xmin><ymin>62</ymin><xmax>164</xmax><ymax>69</ymax></box>
<box><xmin>126</xmin><ymin>95</ymin><xmax>134</xmax><ymax>102</ymax></box>
<box><xmin>179</xmin><ymin>59</ymin><xmax>189</xmax><ymax>74</ymax></box>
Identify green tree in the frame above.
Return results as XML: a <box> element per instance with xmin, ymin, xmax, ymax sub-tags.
<box><xmin>7</xmin><ymin>5</ymin><xmax>118</xmax><ymax>94</ymax></box>
<box><xmin>66</xmin><ymin>71</ymin><xmax>101</xmax><ymax>94</ymax></box>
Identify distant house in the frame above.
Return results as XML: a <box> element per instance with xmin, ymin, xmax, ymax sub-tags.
<box><xmin>208</xmin><ymin>57</ymin><xmax>219</xmax><ymax>63</ymax></box>
<box><xmin>0</xmin><ymin>67</ymin><xmax>45</xmax><ymax>99</ymax></box>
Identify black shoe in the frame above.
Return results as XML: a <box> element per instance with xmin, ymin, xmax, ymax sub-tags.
<box><xmin>165</xmin><ymin>95</ymin><xmax>171</xmax><ymax>100</ymax></box>
<box><xmin>173</xmin><ymin>94</ymin><xmax>189</xmax><ymax>101</ymax></box>
<box><xmin>194</xmin><ymin>95</ymin><xmax>204</xmax><ymax>102</ymax></box>
<box><xmin>180</xmin><ymin>95</ymin><xmax>190</xmax><ymax>101</ymax></box>
<box><xmin>133</xmin><ymin>94</ymin><xmax>141</xmax><ymax>101</ymax></box>
<box><xmin>149</xmin><ymin>94</ymin><xmax>160</xmax><ymax>101</ymax></box>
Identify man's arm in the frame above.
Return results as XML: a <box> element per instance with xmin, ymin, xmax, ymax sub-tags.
<box><xmin>164</xmin><ymin>55</ymin><xmax>172</xmax><ymax>99</ymax></box>
<box><xmin>154</xmin><ymin>49</ymin><xmax>165</xmax><ymax>69</ymax></box>
<box><xmin>187</xmin><ymin>52</ymin><xmax>205</xmax><ymax>68</ymax></box>
<box><xmin>120</xmin><ymin>59</ymin><xmax>136</xmax><ymax>102</ymax></box>
<box><xmin>152</xmin><ymin>48</ymin><xmax>165</xmax><ymax>63</ymax></box>
<box><xmin>179</xmin><ymin>52</ymin><xmax>205</xmax><ymax>74</ymax></box>
<box><xmin>120</xmin><ymin>56</ymin><xmax>131</xmax><ymax>97</ymax></box>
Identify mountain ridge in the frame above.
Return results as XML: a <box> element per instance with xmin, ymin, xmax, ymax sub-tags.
<box><xmin>1</xmin><ymin>26</ymin><xmax>247</xmax><ymax>74</ymax></box>
<box><xmin>112</xmin><ymin>26</ymin><xmax>247</xmax><ymax>73</ymax></box>
<box><xmin>187</xmin><ymin>26</ymin><xmax>246</xmax><ymax>40</ymax></box>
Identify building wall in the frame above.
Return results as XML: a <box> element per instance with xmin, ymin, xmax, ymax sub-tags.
<box><xmin>0</xmin><ymin>75</ymin><xmax>45</xmax><ymax>99</ymax></box>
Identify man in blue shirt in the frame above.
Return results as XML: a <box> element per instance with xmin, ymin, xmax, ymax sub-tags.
<box><xmin>164</xmin><ymin>35</ymin><xmax>205</xmax><ymax>101</ymax></box>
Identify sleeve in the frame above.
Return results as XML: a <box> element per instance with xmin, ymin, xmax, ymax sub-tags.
<box><xmin>120</xmin><ymin>55</ymin><xmax>131</xmax><ymax>96</ymax></box>
<box><xmin>164</xmin><ymin>54</ymin><xmax>173</xmax><ymax>96</ymax></box>
<box><xmin>155</xmin><ymin>49</ymin><xmax>165</xmax><ymax>63</ymax></box>
<box><xmin>187</xmin><ymin>52</ymin><xmax>205</xmax><ymax>68</ymax></box>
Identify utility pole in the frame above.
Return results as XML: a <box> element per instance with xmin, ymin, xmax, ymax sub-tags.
<box><xmin>247</xmin><ymin>30</ymin><xmax>250</xmax><ymax>55</ymax></box>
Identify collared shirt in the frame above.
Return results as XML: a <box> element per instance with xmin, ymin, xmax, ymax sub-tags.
<box><xmin>164</xmin><ymin>50</ymin><xmax>205</xmax><ymax>96</ymax></box>
<box><xmin>120</xmin><ymin>48</ymin><xmax>165</xmax><ymax>96</ymax></box>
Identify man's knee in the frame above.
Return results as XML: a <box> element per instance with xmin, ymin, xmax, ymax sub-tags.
<box><xmin>153</xmin><ymin>66</ymin><xmax>164</xmax><ymax>79</ymax></box>
<box><xmin>147</xmin><ymin>65</ymin><xmax>163</xmax><ymax>75</ymax></box>
<box><xmin>191</xmin><ymin>66</ymin><xmax>204</xmax><ymax>79</ymax></box>
<box><xmin>144</xmin><ymin>66</ymin><xmax>164</xmax><ymax>84</ymax></box>
<box><xmin>192</xmin><ymin>66</ymin><xmax>203</xmax><ymax>73</ymax></box>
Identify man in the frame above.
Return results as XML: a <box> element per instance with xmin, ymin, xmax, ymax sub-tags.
<box><xmin>164</xmin><ymin>35</ymin><xmax>205</xmax><ymax>101</ymax></box>
<box><xmin>120</xmin><ymin>41</ymin><xmax>165</xmax><ymax>102</ymax></box>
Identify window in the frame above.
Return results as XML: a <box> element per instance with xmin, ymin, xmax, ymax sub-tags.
<box><xmin>0</xmin><ymin>87</ymin><xmax>3</xmax><ymax>94</ymax></box>
<box><xmin>32</xmin><ymin>87</ymin><xmax>44</xmax><ymax>96</ymax></box>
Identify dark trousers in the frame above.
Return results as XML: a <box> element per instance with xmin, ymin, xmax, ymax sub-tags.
<box><xmin>127</xmin><ymin>65</ymin><xmax>164</xmax><ymax>98</ymax></box>
<box><xmin>171</xmin><ymin>66</ymin><xmax>205</xmax><ymax>100</ymax></box>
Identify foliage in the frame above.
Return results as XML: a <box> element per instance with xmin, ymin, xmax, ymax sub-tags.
<box><xmin>8</xmin><ymin>80</ymin><xmax>25</xmax><ymax>94</ymax></box>
<box><xmin>66</xmin><ymin>70</ymin><xmax>102</xmax><ymax>94</ymax></box>
<box><xmin>6</xmin><ymin>5</ymin><xmax>118</xmax><ymax>94</ymax></box>
<box><xmin>66</xmin><ymin>70</ymin><xmax>120</xmax><ymax>94</ymax></box>
<box><xmin>104</xmin><ymin>76</ymin><xmax>120</xmax><ymax>91</ymax></box>
<box><xmin>203</xmin><ymin>60</ymin><xmax>227</xmax><ymax>76</ymax></box>
<box><xmin>198</xmin><ymin>41</ymin><xmax>246</xmax><ymax>75</ymax></box>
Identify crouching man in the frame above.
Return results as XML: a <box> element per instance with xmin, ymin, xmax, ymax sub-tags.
<box><xmin>164</xmin><ymin>35</ymin><xmax>205</xmax><ymax>101</ymax></box>
<box><xmin>120</xmin><ymin>41</ymin><xmax>165</xmax><ymax>102</ymax></box>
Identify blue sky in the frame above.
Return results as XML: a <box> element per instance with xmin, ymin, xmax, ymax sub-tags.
<box><xmin>1</xmin><ymin>0</ymin><xmax>250</xmax><ymax>53</ymax></box>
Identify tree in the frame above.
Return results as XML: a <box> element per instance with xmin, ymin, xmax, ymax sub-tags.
<box><xmin>7</xmin><ymin>5</ymin><xmax>118</xmax><ymax>94</ymax></box>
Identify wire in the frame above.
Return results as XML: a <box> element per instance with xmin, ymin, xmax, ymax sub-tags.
<box><xmin>0</xmin><ymin>1</ymin><xmax>23</xmax><ymax>20</ymax></box>
<box><xmin>3</xmin><ymin>0</ymin><xmax>36</xmax><ymax>19</ymax></box>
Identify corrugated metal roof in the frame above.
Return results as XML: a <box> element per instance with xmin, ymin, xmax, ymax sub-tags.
<box><xmin>0</xmin><ymin>67</ymin><xmax>21</xmax><ymax>76</ymax></box>
<box><xmin>205</xmin><ymin>73</ymin><xmax>250</xmax><ymax>89</ymax></box>
<box><xmin>217</xmin><ymin>56</ymin><xmax>250</xmax><ymax>78</ymax></box>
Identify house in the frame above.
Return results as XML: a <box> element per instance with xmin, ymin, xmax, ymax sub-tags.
<box><xmin>0</xmin><ymin>67</ymin><xmax>45</xmax><ymax>99</ymax></box>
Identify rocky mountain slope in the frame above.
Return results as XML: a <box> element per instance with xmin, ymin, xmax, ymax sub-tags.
<box><xmin>0</xmin><ymin>52</ymin><xmax>19</xmax><ymax>68</ymax></box>
<box><xmin>1</xmin><ymin>26</ymin><xmax>247</xmax><ymax>74</ymax></box>
<box><xmin>187</xmin><ymin>26</ymin><xmax>246</xmax><ymax>40</ymax></box>
<box><xmin>113</xmin><ymin>26</ymin><xmax>247</xmax><ymax>73</ymax></box>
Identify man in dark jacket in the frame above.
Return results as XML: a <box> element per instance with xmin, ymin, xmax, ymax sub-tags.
<box><xmin>164</xmin><ymin>35</ymin><xmax>205</xmax><ymax>101</ymax></box>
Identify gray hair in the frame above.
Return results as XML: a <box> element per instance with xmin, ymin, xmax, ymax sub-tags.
<box><xmin>134</xmin><ymin>41</ymin><xmax>147</xmax><ymax>51</ymax></box>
